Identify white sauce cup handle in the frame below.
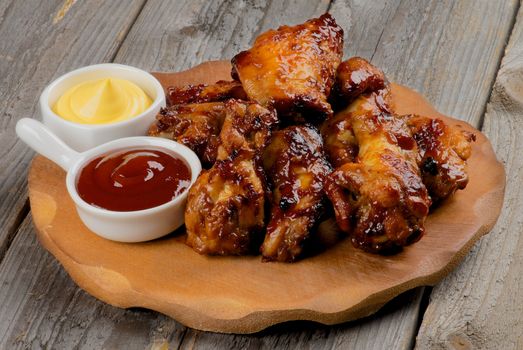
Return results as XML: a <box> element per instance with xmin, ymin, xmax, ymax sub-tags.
<box><xmin>16</xmin><ymin>118</ymin><xmax>80</xmax><ymax>172</ymax></box>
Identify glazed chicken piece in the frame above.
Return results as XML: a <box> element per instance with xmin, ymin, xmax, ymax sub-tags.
<box><xmin>406</xmin><ymin>115</ymin><xmax>475</xmax><ymax>202</ymax></box>
<box><xmin>231</xmin><ymin>13</ymin><xmax>343</xmax><ymax>122</ymax></box>
<box><xmin>148</xmin><ymin>103</ymin><xmax>226</xmax><ymax>167</ymax></box>
<box><xmin>325</xmin><ymin>92</ymin><xmax>431</xmax><ymax>253</ymax></box>
<box><xmin>331</xmin><ymin>56</ymin><xmax>389</xmax><ymax>105</ymax></box>
<box><xmin>185</xmin><ymin>100</ymin><xmax>278</xmax><ymax>255</ymax></box>
<box><xmin>166</xmin><ymin>80</ymin><xmax>247</xmax><ymax>105</ymax></box>
<box><xmin>322</xmin><ymin>57</ymin><xmax>390</xmax><ymax>167</ymax></box>
<box><xmin>321</xmin><ymin>107</ymin><xmax>359</xmax><ymax>167</ymax></box>
<box><xmin>261</xmin><ymin>125</ymin><xmax>331</xmax><ymax>262</ymax></box>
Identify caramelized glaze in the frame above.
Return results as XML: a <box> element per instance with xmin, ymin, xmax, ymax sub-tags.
<box><xmin>261</xmin><ymin>125</ymin><xmax>331</xmax><ymax>262</ymax></box>
<box><xmin>148</xmin><ymin>102</ymin><xmax>226</xmax><ymax>167</ymax></box>
<box><xmin>231</xmin><ymin>13</ymin><xmax>343</xmax><ymax>122</ymax></box>
<box><xmin>325</xmin><ymin>92</ymin><xmax>431</xmax><ymax>253</ymax></box>
<box><xmin>166</xmin><ymin>80</ymin><xmax>246</xmax><ymax>105</ymax></box>
<box><xmin>185</xmin><ymin>100</ymin><xmax>278</xmax><ymax>255</ymax></box>
<box><xmin>407</xmin><ymin>115</ymin><xmax>475</xmax><ymax>202</ymax></box>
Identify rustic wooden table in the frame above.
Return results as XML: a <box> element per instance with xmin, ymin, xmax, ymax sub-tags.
<box><xmin>0</xmin><ymin>1</ymin><xmax>520</xmax><ymax>349</ymax></box>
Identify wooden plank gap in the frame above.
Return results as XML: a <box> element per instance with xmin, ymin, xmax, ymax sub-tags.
<box><xmin>365</xmin><ymin>0</ymin><xmax>402</xmax><ymax>63</ymax></box>
<box><xmin>477</xmin><ymin>0</ymin><xmax>521</xmax><ymax>131</ymax></box>
<box><xmin>175</xmin><ymin>328</ymin><xmax>190</xmax><ymax>350</ymax></box>
<box><xmin>246</xmin><ymin>1</ymin><xmax>281</xmax><ymax>47</ymax></box>
<box><xmin>326</xmin><ymin>0</ymin><xmax>334</xmax><ymax>13</ymax></box>
<box><xmin>410</xmin><ymin>287</ymin><xmax>433</xmax><ymax>350</ymax></box>
<box><xmin>0</xmin><ymin>199</ymin><xmax>29</xmax><ymax>266</ymax></box>
<box><xmin>108</xmin><ymin>0</ymin><xmax>150</xmax><ymax>63</ymax></box>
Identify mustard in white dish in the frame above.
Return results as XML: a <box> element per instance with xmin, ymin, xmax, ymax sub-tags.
<box><xmin>53</xmin><ymin>78</ymin><xmax>152</xmax><ymax>124</ymax></box>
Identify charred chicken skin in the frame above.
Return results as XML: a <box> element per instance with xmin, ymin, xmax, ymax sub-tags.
<box><xmin>166</xmin><ymin>80</ymin><xmax>247</xmax><ymax>105</ymax></box>
<box><xmin>261</xmin><ymin>125</ymin><xmax>331</xmax><ymax>262</ymax></box>
<box><xmin>325</xmin><ymin>92</ymin><xmax>431</xmax><ymax>254</ymax></box>
<box><xmin>231</xmin><ymin>13</ymin><xmax>343</xmax><ymax>122</ymax></box>
<box><xmin>185</xmin><ymin>100</ymin><xmax>278</xmax><ymax>255</ymax></box>
<box><xmin>406</xmin><ymin>115</ymin><xmax>475</xmax><ymax>202</ymax></box>
<box><xmin>148</xmin><ymin>102</ymin><xmax>226</xmax><ymax>167</ymax></box>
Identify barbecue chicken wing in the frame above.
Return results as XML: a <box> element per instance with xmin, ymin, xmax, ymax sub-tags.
<box><xmin>185</xmin><ymin>100</ymin><xmax>278</xmax><ymax>255</ymax></box>
<box><xmin>231</xmin><ymin>13</ymin><xmax>343</xmax><ymax>122</ymax></box>
<box><xmin>166</xmin><ymin>80</ymin><xmax>246</xmax><ymax>105</ymax></box>
<box><xmin>331</xmin><ymin>56</ymin><xmax>389</xmax><ymax>105</ymax></box>
<box><xmin>407</xmin><ymin>115</ymin><xmax>475</xmax><ymax>202</ymax></box>
<box><xmin>322</xmin><ymin>57</ymin><xmax>390</xmax><ymax>167</ymax></box>
<box><xmin>148</xmin><ymin>102</ymin><xmax>226</xmax><ymax>167</ymax></box>
<box><xmin>325</xmin><ymin>93</ymin><xmax>431</xmax><ymax>253</ymax></box>
<box><xmin>261</xmin><ymin>125</ymin><xmax>331</xmax><ymax>262</ymax></box>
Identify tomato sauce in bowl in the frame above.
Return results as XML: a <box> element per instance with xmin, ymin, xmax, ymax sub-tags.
<box><xmin>77</xmin><ymin>147</ymin><xmax>191</xmax><ymax>212</ymax></box>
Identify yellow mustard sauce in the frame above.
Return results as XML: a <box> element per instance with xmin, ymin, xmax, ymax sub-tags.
<box><xmin>53</xmin><ymin>78</ymin><xmax>152</xmax><ymax>124</ymax></box>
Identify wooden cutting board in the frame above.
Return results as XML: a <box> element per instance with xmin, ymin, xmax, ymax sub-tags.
<box><xmin>28</xmin><ymin>60</ymin><xmax>506</xmax><ymax>334</ymax></box>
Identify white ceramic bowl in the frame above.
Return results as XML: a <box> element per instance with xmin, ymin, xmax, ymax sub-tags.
<box><xmin>40</xmin><ymin>63</ymin><xmax>166</xmax><ymax>152</ymax></box>
<box><xmin>16</xmin><ymin>118</ymin><xmax>201</xmax><ymax>242</ymax></box>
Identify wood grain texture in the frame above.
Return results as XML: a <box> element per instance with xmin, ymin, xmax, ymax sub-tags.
<box><xmin>113</xmin><ymin>0</ymin><xmax>329</xmax><ymax>71</ymax></box>
<box><xmin>179</xmin><ymin>289</ymin><xmax>423</xmax><ymax>350</ymax></box>
<box><xmin>0</xmin><ymin>215</ymin><xmax>186</xmax><ymax>349</ymax></box>
<box><xmin>26</xmin><ymin>63</ymin><xmax>505</xmax><ymax>334</ymax></box>
<box><xmin>0</xmin><ymin>0</ymin><xmax>146</xmax><ymax>261</ymax></box>
<box><xmin>415</xmin><ymin>5</ymin><xmax>523</xmax><ymax>350</ymax></box>
<box><xmin>332</xmin><ymin>0</ymin><xmax>519</xmax><ymax>127</ymax></box>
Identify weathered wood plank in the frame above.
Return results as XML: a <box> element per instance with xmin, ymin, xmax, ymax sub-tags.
<box><xmin>415</xmin><ymin>5</ymin><xmax>523</xmax><ymax>350</ymax></box>
<box><xmin>0</xmin><ymin>215</ymin><xmax>186</xmax><ymax>349</ymax></box>
<box><xmin>113</xmin><ymin>0</ymin><xmax>330</xmax><ymax>70</ymax></box>
<box><xmin>344</xmin><ymin>0</ymin><xmax>519</xmax><ymax>127</ymax></box>
<box><xmin>0</xmin><ymin>0</ymin><xmax>147</xmax><ymax>261</ymax></box>
<box><xmin>180</xmin><ymin>289</ymin><xmax>423</xmax><ymax>350</ymax></box>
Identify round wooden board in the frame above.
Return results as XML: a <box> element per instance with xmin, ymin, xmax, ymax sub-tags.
<box><xmin>28</xmin><ymin>60</ymin><xmax>506</xmax><ymax>334</ymax></box>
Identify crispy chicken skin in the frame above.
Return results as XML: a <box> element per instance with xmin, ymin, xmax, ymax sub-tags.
<box><xmin>231</xmin><ymin>13</ymin><xmax>343</xmax><ymax>122</ymax></box>
<box><xmin>166</xmin><ymin>80</ymin><xmax>247</xmax><ymax>105</ymax></box>
<box><xmin>322</xmin><ymin>57</ymin><xmax>390</xmax><ymax>167</ymax></box>
<box><xmin>325</xmin><ymin>93</ymin><xmax>431</xmax><ymax>253</ymax></box>
<box><xmin>261</xmin><ymin>125</ymin><xmax>331</xmax><ymax>262</ymax></box>
<box><xmin>407</xmin><ymin>115</ymin><xmax>475</xmax><ymax>202</ymax></box>
<box><xmin>148</xmin><ymin>103</ymin><xmax>226</xmax><ymax>167</ymax></box>
<box><xmin>185</xmin><ymin>100</ymin><xmax>278</xmax><ymax>255</ymax></box>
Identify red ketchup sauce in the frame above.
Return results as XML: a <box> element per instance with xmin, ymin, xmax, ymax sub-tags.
<box><xmin>77</xmin><ymin>148</ymin><xmax>191</xmax><ymax>211</ymax></box>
